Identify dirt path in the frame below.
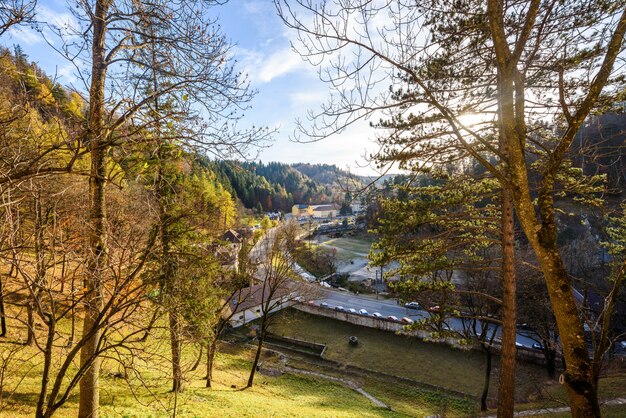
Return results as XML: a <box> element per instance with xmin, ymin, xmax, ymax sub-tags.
<box><xmin>283</xmin><ymin>365</ymin><xmax>391</xmax><ymax>409</ymax></box>
<box><xmin>484</xmin><ymin>397</ymin><xmax>626</xmax><ymax>417</ymax></box>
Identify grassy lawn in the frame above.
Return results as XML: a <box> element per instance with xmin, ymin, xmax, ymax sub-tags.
<box><xmin>362</xmin><ymin>378</ymin><xmax>477</xmax><ymax>417</ymax></box>
<box><xmin>269</xmin><ymin>310</ymin><xmax>626</xmax><ymax>416</ymax></box>
<box><xmin>0</xmin><ymin>334</ymin><xmax>401</xmax><ymax>418</ymax></box>
<box><xmin>317</xmin><ymin>235</ymin><xmax>375</xmax><ymax>262</ymax></box>
<box><xmin>0</xmin><ymin>312</ymin><xmax>440</xmax><ymax>418</ymax></box>
<box><xmin>269</xmin><ymin>309</ymin><xmax>550</xmax><ymax>403</ymax></box>
<box><xmin>4</xmin><ymin>303</ymin><xmax>625</xmax><ymax>418</ymax></box>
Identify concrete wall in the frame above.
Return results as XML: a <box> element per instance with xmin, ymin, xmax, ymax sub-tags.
<box><xmin>295</xmin><ymin>303</ymin><xmax>430</xmax><ymax>339</ymax></box>
<box><xmin>266</xmin><ymin>333</ymin><xmax>326</xmax><ymax>354</ymax></box>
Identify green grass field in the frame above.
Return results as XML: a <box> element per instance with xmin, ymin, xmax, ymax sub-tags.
<box><xmin>0</xmin><ymin>311</ymin><xmax>474</xmax><ymax>418</ymax></box>
<box><xmin>317</xmin><ymin>235</ymin><xmax>375</xmax><ymax>263</ymax></box>
<box><xmin>0</xmin><ymin>329</ymin><xmax>405</xmax><ymax>418</ymax></box>
<box><xmin>269</xmin><ymin>309</ymin><xmax>626</xmax><ymax>416</ymax></box>
<box><xmin>3</xmin><ymin>303</ymin><xmax>625</xmax><ymax>418</ymax></box>
<box><xmin>269</xmin><ymin>309</ymin><xmax>555</xmax><ymax>402</ymax></box>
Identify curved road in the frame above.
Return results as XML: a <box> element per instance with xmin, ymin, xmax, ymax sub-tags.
<box><xmin>315</xmin><ymin>289</ymin><xmax>540</xmax><ymax>349</ymax></box>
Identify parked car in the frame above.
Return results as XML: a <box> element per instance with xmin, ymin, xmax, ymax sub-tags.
<box><xmin>320</xmin><ymin>302</ymin><xmax>329</xmax><ymax>308</ymax></box>
<box><xmin>400</xmin><ymin>317</ymin><xmax>414</xmax><ymax>324</ymax></box>
<box><xmin>348</xmin><ymin>308</ymin><xmax>358</xmax><ymax>314</ymax></box>
<box><xmin>532</xmin><ymin>343</ymin><xmax>544</xmax><ymax>350</ymax></box>
<box><xmin>428</xmin><ymin>305</ymin><xmax>441</xmax><ymax>313</ymax></box>
<box><xmin>307</xmin><ymin>300</ymin><xmax>317</xmax><ymax>306</ymax></box>
<box><xmin>335</xmin><ymin>306</ymin><xmax>346</xmax><ymax>312</ymax></box>
<box><xmin>404</xmin><ymin>301</ymin><xmax>421</xmax><ymax>309</ymax></box>
<box><xmin>387</xmin><ymin>315</ymin><xmax>399</xmax><ymax>321</ymax></box>
<box><xmin>372</xmin><ymin>312</ymin><xmax>383</xmax><ymax>318</ymax></box>
<box><xmin>359</xmin><ymin>309</ymin><xmax>369</xmax><ymax>316</ymax></box>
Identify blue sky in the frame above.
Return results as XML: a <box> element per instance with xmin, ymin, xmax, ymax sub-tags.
<box><xmin>2</xmin><ymin>0</ymin><xmax>382</xmax><ymax>175</ymax></box>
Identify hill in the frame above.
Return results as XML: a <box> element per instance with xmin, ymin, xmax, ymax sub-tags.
<box><xmin>209</xmin><ymin>160</ymin><xmax>364</xmax><ymax>212</ymax></box>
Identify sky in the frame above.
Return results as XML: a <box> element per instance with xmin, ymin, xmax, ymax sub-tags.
<box><xmin>2</xmin><ymin>0</ymin><xmax>385</xmax><ymax>176</ymax></box>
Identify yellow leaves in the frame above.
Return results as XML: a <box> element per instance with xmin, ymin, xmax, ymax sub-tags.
<box><xmin>64</xmin><ymin>92</ymin><xmax>85</xmax><ymax>118</ymax></box>
<box><xmin>0</xmin><ymin>55</ymin><xmax>19</xmax><ymax>79</ymax></box>
<box><xmin>36</xmin><ymin>83</ymin><xmax>56</xmax><ymax>107</ymax></box>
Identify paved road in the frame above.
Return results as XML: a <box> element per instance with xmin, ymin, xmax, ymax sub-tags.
<box><xmin>313</xmin><ymin>289</ymin><xmax>539</xmax><ymax>349</ymax></box>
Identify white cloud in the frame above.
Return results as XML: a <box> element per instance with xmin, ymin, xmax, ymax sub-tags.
<box><xmin>289</xmin><ymin>90</ymin><xmax>328</xmax><ymax>106</ymax></box>
<box><xmin>236</xmin><ymin>45</ymin><xmax>310</xmax><ymax>84</ymax></box>
<box><xmin>258</xmin><ymin>48</ymin><xmax>307</xmax><ymax>83</ymax></box>
<box><xmin>6</xmin><ymin>26</ymin><xmax>42</xmax><ymax>45</ymax></box>
<box><xmin>38</xmin><ymin>5</ymin><xmax>78</xmax><ymax>32</ymax></box>
<box><xmin>54</xmin><ymin>62</ymin><xmax>78</xmax><ymax>84</ymax></box>
<box><xmin>243</xmin><ymin>1</ymin><xmax>268</xmax><ymax>15</ymax></box>
<box><xmin>5</xmin><ymin>4</ymin><xmax>79</xmax><ymax>46</ymax></box>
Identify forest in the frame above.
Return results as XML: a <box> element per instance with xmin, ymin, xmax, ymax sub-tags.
<box><xmin>209</xmin><ymin>160</ymin><xmax>349</xmax><ymax>212</ymax></box>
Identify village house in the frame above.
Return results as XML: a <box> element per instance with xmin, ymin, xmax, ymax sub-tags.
<box><xmin>291</xmin><ymin>203</ymin><xmax>340</xmax><ymax>219</ymax></box>
<box><xmin>214</xmin><ymin>229</ymin><xmax>243</xmax><ymax>271</ymax></box>
<box><xmin>225</xmin><ymin>281</ymin><xmax>296</xmax><ymax>328</ymax></box>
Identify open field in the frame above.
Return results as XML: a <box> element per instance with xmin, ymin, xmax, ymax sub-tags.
<box><xmin>317</xmin><ymin>234</ymin><xmax>375</xmax><ymax>264</ymax></box>
<box><xmin>0</xmin><ymin>304</ymin><xmax>475</xmax><ymax>418</ymax></box>
<box><xmin>268</xmin><ymin>309</ymin><xmax>548</xmax><ymax>403</ymax></box>
<box><xmin>3</xmin><ymin>299</ymin><xmax>625</xmax><ymax>417</ymax></box>
<box><xmin>0</xmin><ymin>323</ymin><xmax>403</xmax><ymax>417</ymax></box>
<box><xmin>269</xmin><ymin>309</ymin><xmax>626</xmax><ymax>415</ymax></box>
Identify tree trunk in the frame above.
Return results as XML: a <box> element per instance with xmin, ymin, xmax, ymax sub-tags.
<box><xmin>169</xmin><ymin>311</ymin><xmax>183</xmax><ymax>393</ymax></box>
<box><xmin>35</xmin><ymin>317</ymin><xmax>55</xmax><ymax>418</ymax></box>
<box><xmin>25</xmin><ymin>304</ymin><xmax>35</xmax><ymax>345</ymax></box>
<box><xmin>206</xmin><ymin>339</ymin><xmax>217</xmax><ymax>388</ymax></box>
<box><xmin>79</xmin><ymin>143</ymin><xmax>107</xmax><ymax>418</ymax></box>
<box><xmin>497</xmin><ymin>182</ymin><xmax>517</xmax><ymax>417</ymax></box>
<box><xmin>247</xmin><ymin>331</ymin><xmax>265</xmax><ymax>388</ymax></box>
<box><xmin>78</xmin><ymin>0</ymin><xmax>109</xmax><ymax>416</ymax></box>
<box><xmin>68</xmin><ymin>274</ymin><xmax>76</xmax><ymax>348</ymax></box>
<box><xmin>488</xmin><ymin>10</ymin><xmax>601</xmax><ymax>410</ymax></box>
<box><xmin>518</xmin><ymin>221</ymin><xmax>600</xmax><ymax>417</ymax></box>
<box><xmin>480</xmin><ymin>346</ymin><xmax>493</xmax><ymax>412</ymax></box>
<box><xmin>545</xmin><ymin>347</ymin><xmax>557</xmax><ymax>380</ymax></box>
<box><xmin>0</xmin><ymin>275</ymin><xmax>5</xmax><ymax>337</ymax></box>
<box><xmin>191</xmin><ymin>344</ymin><xmax>203</xmax><ymax>372</ymax></box>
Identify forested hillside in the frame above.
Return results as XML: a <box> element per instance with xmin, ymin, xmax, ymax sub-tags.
<box><xmin>209</xmin><ymin>160</ymin><xmax>360</xmax><ymax>212</ymax></box>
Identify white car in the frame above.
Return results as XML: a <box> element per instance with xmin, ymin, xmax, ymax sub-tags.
<box><xmin>348</xmin><ymin>308</ymin><xmax>357</xmax><ymax>314</ymax></box>
<box><xmin>372</xmin><ymin>312</ymin><xmax>383</xmax><ymax>318</ymax></box>
<box><xmin>404</xmin><ymin>301</ymin><xmax>421</xmax><ymax>309</ymax></box>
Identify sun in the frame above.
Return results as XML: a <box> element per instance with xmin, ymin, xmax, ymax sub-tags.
<box><xmin>457</xmin><ymin>113</ymin><xmax>487</xmax><ymax>128</ymax></box>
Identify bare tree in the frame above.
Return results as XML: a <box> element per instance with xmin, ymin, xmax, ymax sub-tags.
<box><xmin>0</xmin><ymin>0</ymin><xmax>36</xmax><ymax>37</ymax></box>
<box><xmin>246</xmin><ymin>221</ymin><xmax>312</xmax><ymax>388</ymax></box>
<box><xmin>41</xmin><ymin>0</ymin><xmax>271</xmax><ymax>415</ymax></box>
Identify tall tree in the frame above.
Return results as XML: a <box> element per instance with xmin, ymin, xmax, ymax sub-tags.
<box><xmin>275</xmin><ymin>1</ymin><xmax>626</xmax><ymax>415</ymax></box>
<box><xmin>47</xmin><ymin>0</ymin><xmax>269</xmax><ymax>415</ymax></box>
